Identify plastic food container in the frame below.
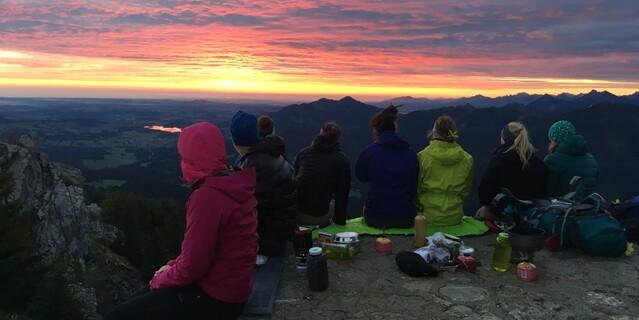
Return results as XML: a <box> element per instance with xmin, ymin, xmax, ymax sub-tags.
<box><xmin>320</xmin><ymin>242</ymin><xmax>356</xmax><ymax>260</ymax></box>
<box><xmin>334</xmin><ymin>232</ymin><xmax>360</xmax><ymax>254</ymax></box>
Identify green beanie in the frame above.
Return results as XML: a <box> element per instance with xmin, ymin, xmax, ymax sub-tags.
<box><xmin>548</xmin><ymin>120</ymin><xmax>576</xmax><ymax>144</ymax></box>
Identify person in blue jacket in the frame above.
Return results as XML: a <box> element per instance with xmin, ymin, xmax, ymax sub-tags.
<box><xmin>355</xmin><ymin>105</ymin><xmax>419</xmax><ymax>228</ymax></box>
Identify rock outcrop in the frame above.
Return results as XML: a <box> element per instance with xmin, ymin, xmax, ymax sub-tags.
<box><xmin>0</xmin><ymin>134</ymin><xmax>141</xmax><ymax>319</ymax></box>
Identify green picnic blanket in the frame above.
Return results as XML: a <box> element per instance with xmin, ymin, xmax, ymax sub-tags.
<box><xmin>317</xmin><ymin>216</ymin><xmax>488</xmax><ymax>237</ymax></box>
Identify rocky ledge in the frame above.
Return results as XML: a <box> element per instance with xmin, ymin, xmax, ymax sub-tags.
<box><xmin>0</xmin><ymin>134</ymin><xmax>141</xmax><ymax>319</ymax></box>
<box><xmin>270</xmin><ymin>236</ymin><xmax>638</xmax><ymax>320</ymax></box>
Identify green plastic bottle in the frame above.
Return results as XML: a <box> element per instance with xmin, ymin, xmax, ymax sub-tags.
<box><xmin>492</xmin><ymin>232</ymin><xmax>512</xmax><ymax>272</ymax></box>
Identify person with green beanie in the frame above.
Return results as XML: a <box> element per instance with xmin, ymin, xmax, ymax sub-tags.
<box><xmin>416</xmin><ymin>116</ymin><xmax>473</xmax><ymax>226</ymax></box>
<box><xmin>545</xmin><ymin>120</ymin><xmax>598</xmax><ymax>199</ymax></box>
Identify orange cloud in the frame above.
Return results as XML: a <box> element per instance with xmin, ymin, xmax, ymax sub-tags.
<box><xmin>0</xmin><ymin>1</ymin><xmax>637</xmax><ymax>99</ymax></box>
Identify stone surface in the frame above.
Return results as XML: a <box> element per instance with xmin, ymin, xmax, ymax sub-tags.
<box><xmin>255</xmin><ymin>236</ymin><xmax>639</xmax><ymax>320</ymax></box>
<box><xmin>439</xmin><ymin>285</ymin><xmax>489</xmax><ymax>302</ymax></box>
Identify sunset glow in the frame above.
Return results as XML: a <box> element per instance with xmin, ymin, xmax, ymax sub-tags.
<box><xmin>1</xmin><ymin>1</ymin><xmax>637</xmax><ymax>100</ymax></box>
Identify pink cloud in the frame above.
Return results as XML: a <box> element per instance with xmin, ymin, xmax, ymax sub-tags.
<box><xmin>0</xmin><ymin>0</ymin><xmax>637</xmax><ymax>96</ymax></box>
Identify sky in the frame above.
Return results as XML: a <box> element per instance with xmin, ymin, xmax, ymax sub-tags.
<box><xmin>0</xmin><ymin>0</ymin><xmax>638</xmax><ymax>101</ymax></box>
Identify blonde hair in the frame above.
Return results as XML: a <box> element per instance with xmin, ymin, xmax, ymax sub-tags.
<box><xmin>505</xmin><ymin>122</ymin><xmax>535</xmax><ymax>168</ymax></box>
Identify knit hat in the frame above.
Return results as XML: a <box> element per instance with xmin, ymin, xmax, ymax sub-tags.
<box><xmin>548</xmin><ymin>120</ymin><xmax>576</xmax><ymax>144</ymax></box>
<box><xmin>230</xmin><ymin>111</ymin><xmax>260</xmax><ymax>147</ymax></box>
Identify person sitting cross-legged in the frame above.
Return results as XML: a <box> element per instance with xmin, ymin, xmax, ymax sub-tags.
<box><xmin>294</xmin><ymin>122</ymin><xmax>351</xmax><ymax>227</ymax></box>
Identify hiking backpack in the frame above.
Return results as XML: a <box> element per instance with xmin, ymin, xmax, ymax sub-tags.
<box><xmin>537</xmin><ymin>194</ymin><xmax>627</xmax><ymax>257</ymax></box>
<box><xmin>611</xmin><ymin>196</ymin><xmax>639</xmax><ymax>241</ymax></box>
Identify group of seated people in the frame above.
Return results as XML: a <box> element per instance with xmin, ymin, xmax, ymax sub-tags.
<box><xmin>106</xmin><ymin>106</ymin><xmax>598</xmax><ymax>320</ymax></box>
<box><xmin>356</xmin><ymin>106</ymin><xmax>598</xmax><ymax>229</ymax></box>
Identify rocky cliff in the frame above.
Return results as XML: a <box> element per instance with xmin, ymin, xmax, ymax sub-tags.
<box><xmin>0</xmin><ymin>134</ymin><xmax>141</xmax><ymax>319</ymax></box>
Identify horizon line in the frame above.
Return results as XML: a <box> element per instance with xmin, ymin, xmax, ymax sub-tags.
<box><xmin>1</xmin><ymin>88</ymin><xmax>637</xmax><ymax>105</ymax></box>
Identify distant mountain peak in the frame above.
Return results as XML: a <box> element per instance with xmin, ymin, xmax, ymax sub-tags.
<box><xmin>339</xmin><ymin>96</ymin><xmax>357</xmax><ymax>102</ymax></box>
<box><xmin>584</xmin><ymin>89</ymin><xmax>617</xmax><ymax>97</ymax></box>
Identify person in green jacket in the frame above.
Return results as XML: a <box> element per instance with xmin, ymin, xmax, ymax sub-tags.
<box><xmin>545</xmin><ymin>120</ymin><xmax>598</xmax><ymax>199</ymax></box>
<box><xmin>416</xmin><ymin>116</ymin><xmax>474</xmax><ymax>226</ymax></box>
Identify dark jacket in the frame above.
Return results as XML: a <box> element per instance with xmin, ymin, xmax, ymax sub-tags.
<box><xmin>544</xmin><ymin>135</ymin><xmax>598</xmax><ymax>199</ymax></box>
<box><xmin>355</xmin><ymin>131</ymin><xmax>419</xmax><ymax>228</ymax></box>
<box><xmin>294</xmin><ymin>135</ymin><xmax>351</xmax><ymax>225</ymax></box>
<box><xmin>237</xmin><ymin>136</ymin><xmax>297</xmax><ymax>256</ymax></box>
<box><xmin>478</xmin><ymin>144</ymin><xmax>548</xmax><ymax>206</ymax></box>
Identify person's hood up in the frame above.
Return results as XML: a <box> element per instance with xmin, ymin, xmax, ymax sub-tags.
<box><xmin>427</xmin><ymin>140</ymin><xmax>466</xmax><ymax>165</ymax></box>
<box><xmin>201</xmin><ymin>168</ymin><xmax>257</xmax><ymax>204</ymax></box>
<box><xmin>249</xmin><ymin>135</ymin><xmax>286</xmax><ymax>157</ymax></box>
<box><xmin>376</xmin><ymin>131</ymin><xmax>409</xmax><ymax>149</ymax></box>
<box><xmin>312</xmin><ymin>134</ymin><xmax>340</xmax><ymax>153</ymax></box>
<box><xmin>557</xmin><ymin>134</ymin><xmax>589</xmax><ymax>156</ymax></box>
<box><xmin>177</xmin><ymin>122</ymin><xmax>228</xmax><ymax>185</ymax></box>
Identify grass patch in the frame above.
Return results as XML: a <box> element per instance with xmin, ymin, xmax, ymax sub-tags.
<box><xmin>83</xmin><ymin>148</ymin><xmax>137</xmax><ymax>170</ymax></box>
<box><xmin>86</xmin><ymin>180</ymin><xmax>127</xmax><ymax>189</ymax></box>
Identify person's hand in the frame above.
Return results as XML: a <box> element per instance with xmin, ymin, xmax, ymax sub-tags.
<box><xmin>548</xmin><ymin>142</ymin><xmax>558</xmax><ymax>154</ymax></box>
<box><xmin>475</xmin><ymin>206</ymin><xmax>495</xmax><ymax>220</ymax></box>
<box><xmin>154</xmin><ymin>265</ymin><xmax>171</xmax><ymax>276</ymax></box>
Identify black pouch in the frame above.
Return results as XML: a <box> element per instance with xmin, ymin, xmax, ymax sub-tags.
<box><xmin>395</xmin><ymin>251</ymin><xmax>438</xmax><ymax>277</ymax></box>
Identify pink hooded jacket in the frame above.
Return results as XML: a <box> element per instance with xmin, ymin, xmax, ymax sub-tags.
<box><xmin>150</xmin><ymin>122</ymin><xmax>259</xmax><ymax>304</ymax></box>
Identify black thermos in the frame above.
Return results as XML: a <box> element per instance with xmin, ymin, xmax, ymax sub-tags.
<box><xmin>307</xmin><ymin>247</ymin><xmax>328</xmax><ymax>291</ymax></box>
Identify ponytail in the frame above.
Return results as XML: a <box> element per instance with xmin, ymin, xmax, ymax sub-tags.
<box><xmin>505</xmin><ymin>122</ymin><xmax>535</xmax><ymax>169</ymax></box>
<box><xmin>371</xmin><ymin>105</ymin><xmax>400</xmax><ymax>134</ymax></box>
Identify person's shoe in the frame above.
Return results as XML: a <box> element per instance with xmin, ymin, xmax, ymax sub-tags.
<box><xmin>256</xmin><ymin>254</ymin><xmax>269</xmax><ymax>267</ymax></box>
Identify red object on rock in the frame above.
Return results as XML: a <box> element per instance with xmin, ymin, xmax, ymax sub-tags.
<box><xmin>375</xmin><ymin>237</ymin><xmax>392</xmax><ymax>254</ymax></box>
<box><xmin>456</xmin><ymin>255</ymin><xmax>477</xmax><ymax>273</ymax></box>
<box><xmin>484</xmin><ymin>220</ymin><xmax>502</xmax><ymax>233</ymax></box>
<box><xmin>517</xmin><ymin>262</ymin><xmax>538</xmax><ymax>282</ymax></box>
<box><xmin>545</xmin><ymin>235</ymin><xmax>562</xmax><ymax>252</ymax></box>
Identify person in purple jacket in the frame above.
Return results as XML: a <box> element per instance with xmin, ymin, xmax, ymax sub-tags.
<box><xmin>356</xmin><ymin>105</ymin><xmax>419</xmax><ymax>228</ymax></box>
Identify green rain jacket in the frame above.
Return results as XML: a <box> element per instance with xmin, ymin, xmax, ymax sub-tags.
<box><xmin>417</xmin><ymin>140</ymin><xmax>474</xmax><ymax>226</ymax></box>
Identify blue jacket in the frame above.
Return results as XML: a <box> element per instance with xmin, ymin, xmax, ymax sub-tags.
<box><xmin>356</xmin><ymin>131</ymin><xmax>419</xmax><ymax>227</ymax></box>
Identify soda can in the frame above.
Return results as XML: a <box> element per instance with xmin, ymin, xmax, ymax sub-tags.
<box><xmin>375</xmin><ymin>237</ymin><xmax>392</xmax><ymax>254</ymax></box>
<box><xmin>516</xmin><ymin>262</ymin><xmax>538</xmax><ymax>282</ymax></box>
<box><xmin>456</xmin><ymin>255</ymin><xmax>477</xmax><ymax>273</ymax></box>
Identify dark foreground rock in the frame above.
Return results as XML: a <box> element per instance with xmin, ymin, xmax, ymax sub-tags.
<box><xmin>269</xmin><ymin>236</ymin><xmax>638</xmax><ymax>320</ymax></box>
<box><xmin>1</xmin><ymin>134</ymin><xmax>141</xmax><ymax>319</ymax></box>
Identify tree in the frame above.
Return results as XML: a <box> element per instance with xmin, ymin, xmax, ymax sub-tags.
<box><xmin>0</xmin><ymin>156</ymin><xmax>41</xmax><ymax>313</ymax></box>
<box><xmin>100</xmin><ymin>193</ymin><xmax>185</xmax><ymax>279</ymax></box>
<box><xmin>29</xmin><ymin>270</ymin><xmax>84</xmax><ymax>320</ymax></box>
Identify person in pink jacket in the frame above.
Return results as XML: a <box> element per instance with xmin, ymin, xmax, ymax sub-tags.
<box><xmin>106</xmin><ymin>122</ymin><xmax>258</xmax><ymax>320</ymax></box>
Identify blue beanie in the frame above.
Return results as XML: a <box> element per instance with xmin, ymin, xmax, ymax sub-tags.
<box><xmin>230</xmin><ymin>111</ymin><xmax>260</xmax><ymax>147</ymax></box>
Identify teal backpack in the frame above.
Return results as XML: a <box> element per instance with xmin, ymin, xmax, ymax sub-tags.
<box><xmin>538</xmin><ymin>195</ymin><xmax>627</xmax><ymax>257</ymax></box>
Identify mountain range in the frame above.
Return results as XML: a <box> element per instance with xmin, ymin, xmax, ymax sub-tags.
<box><xmin>374</xmin><ymin>90</ymin><xmax>639</xmax><ymax>113</ymax></box>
